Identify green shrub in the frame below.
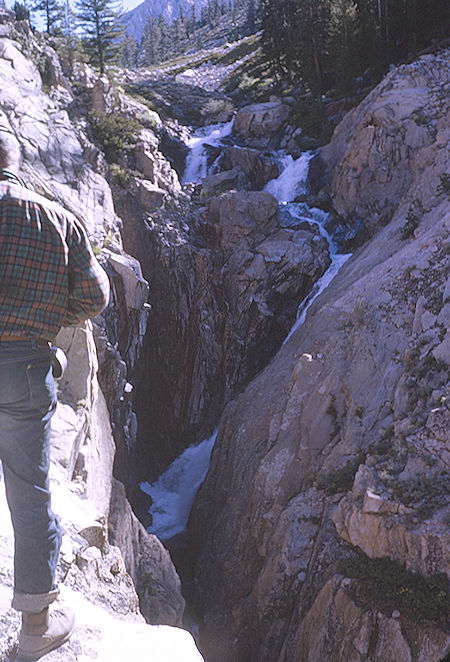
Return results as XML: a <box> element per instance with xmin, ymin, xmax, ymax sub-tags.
<box><xmin>109</xmin><ymin>164</ymin><xmax>132</xmax><ymax>187</ymax></box>
<box><xmin>88</xmin><ymin>110</ymin><xmax>141</xmax><ymax>163</ymax></box>
<box><xmin>353</xmin><ymin>405</ymin><xmax>364</xmax><ymax>419</ymax></box>
<box><xmin>290</xmin><ymin>96</ymin><xmax>331</xmax><ymax>142</ymax></box>
<box><xmin>437</xmin><ymin>173</ymin><xmax>450</xmax><ymax>199</ymax></box>
<box><xmin>401</xmin><ymin>199</ymin><xmax>425</xmax><ymax>240</ymax></box>
<box><xmin>401</xmin><ymin>205</ymin><xmax>419</xmax><ymax>240</ymax></box>
<box><xmin>338</xmin><ymin>553</ymin><xmax>449</xmax><ymax>627</ymax></box>
<box><xmin>392</xmin><ymin>471</ymin><xmax>450</xmax><ymax>507</ymax></box>
<box><xmin>316</xmin><ymin>452</ymin><xmax>366</xmax><ymax>494</ymax></box>
<box><xmin>201</xmin><ymin>98</ymin><xmax>234</xmax><ymax>118</ymax></box>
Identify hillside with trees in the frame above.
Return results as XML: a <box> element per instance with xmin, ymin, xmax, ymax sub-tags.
<box><xmin>260</xmin><ymin>0</ymin><xmax>450</xmax><ymax>96</ymax></box>
<box><xmin>9</xmin><ymin>0</ymin><xmax>448</xmax><ymax>98</ymax></box>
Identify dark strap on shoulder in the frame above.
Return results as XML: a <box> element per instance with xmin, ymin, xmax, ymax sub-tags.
<box><xmin>0</xmin><ymin>169</ymin><xmax>27</xmax><ymax>188</ymax></box>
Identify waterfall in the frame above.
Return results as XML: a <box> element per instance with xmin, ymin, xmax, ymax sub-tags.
<box><xmin>140</xmin><ymin>432</ymin><xmax>217</xmax><ymax>541</ymax></box>
<box><xmin>182</xmin><ymin>120</ymin><xmax>234</xmax><ymax>184</ymax></box>
<box><xmin>263</xmin><ymin>154</ymin><xmax>352</xmax><ymax>342</ymax></box>
<box><xmin>264</xmin><ymin>152</ymin><xmax>311</xmax><ymax>203</ymax></box>
<box><xmin>141</xmin><ymin>138</ymin><xmax>351</xmax><ymax>542</ymax></box>
<box><xmin>281</xmin><ymin>204</ymin><xmax>352</xmax><ymax>343</ymax></box>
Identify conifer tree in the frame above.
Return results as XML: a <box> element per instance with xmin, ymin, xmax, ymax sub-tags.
<box><xmin>76</xmin><ymin>0</ymin><xmax>124</xmax><ymax>73</ymax></box>
<box><xmin>329</xmin><ymin>0</ymin><xmax>360</xmax><ymax>93</ymax></box>
<box><xmin>157</xmin><ymin>13</ymin><xmax>170</xmax><ymax>61</ymax></box>
<box><xmin>246</xmin><ymin>0</ymin><xmax>256</xmax><ymax>33</ymax></box>
<box><xmin>60</xmin><ymin>0</ymin><xmax>83</xmax><ymax>76</ymax></box>
<box><xmin>140</xmin><ymin>15</ymin><xmax>158</xmax><ymax>65</ymax></box>
<box><xmin>121</xmin><ymin>32</ymin><xmax>138</xmax><ymax>68</ymax></box>
<box><xmin>32</xmin><ymin>0</ymin><xmax>61</xmax><ymax>33</ymax></box>
<box><xmin>13</xmin><ymin>1</ymin><xmax>30</xmax><ymax>21</ymax></box>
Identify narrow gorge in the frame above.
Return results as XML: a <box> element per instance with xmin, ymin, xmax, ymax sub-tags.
<box><xmin>0</xmin><ymin>10</ymin><xmax>449</xmax><ymax>662</ymax></box>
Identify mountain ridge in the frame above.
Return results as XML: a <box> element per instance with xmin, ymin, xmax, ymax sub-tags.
<box><xmin>124</xmin><ymin>0</ymin><xmax>210</xmax><ymax>43</ymax></box>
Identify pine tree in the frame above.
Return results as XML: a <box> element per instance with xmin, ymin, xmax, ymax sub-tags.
<box><xmin>157</xmin><ymin>13</ymin><xmax>170</xmax><ymax>61</ymax></box>
<box><xmin>140</xmin><ymin>15</ymin><xmax>158</xmax><ymax>66</ymax></box>
<box><xmin>13</xmin><ymin>1</ymin><xmax>30</xmax><ymax>21</ymax></box>
<box><xmin>32</xmin><ymin>0</ymin><xmax>61</xmax><ymax>33</ymax></box>
<box><xmin>329</xmin><ymin>0</ymin><xmax>360</xmax><ymax>93</ymax></box>
<box><xmin>60</xmin><ymin>0</ymin><xmax>83</xmax><ymax>76</ymax></box>
<box><xmin>76</xmin><ymin>0</ymin><xmax>124</xmax><ymax>73</ymax></box>
<box><xmin>121</xmin><ymin>32</ymin><xmax>138</xmax><ymax>68</ymax></box>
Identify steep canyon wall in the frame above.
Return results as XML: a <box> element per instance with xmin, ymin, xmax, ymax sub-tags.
<box><xmin>190</xmin><ymin>52</ymin><xmax>450</xmax><ymax>662</ymax></box>
<box><xmin>120</xmin><ymin>171</ymin><xmax>330</xmax><ymax>481</ymax></box>
<box><xmin>0</xmin><ymin>16</ymin><xmax>199</xmax><ymax>659</ymax></box>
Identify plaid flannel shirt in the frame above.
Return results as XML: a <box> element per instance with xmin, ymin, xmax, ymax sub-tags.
<box><xmin>0</xmin><ymin>172</ymin><xmax>110</xmax><ymax>341</ymax></box>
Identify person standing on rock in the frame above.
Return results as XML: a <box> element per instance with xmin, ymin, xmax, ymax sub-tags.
<box><xmin>0</xmin><ymin>124</ymin><xmax>110</xmax><ymax>660</ymax></box>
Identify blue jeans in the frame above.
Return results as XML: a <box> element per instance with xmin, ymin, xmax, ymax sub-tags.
<box><xmin>0</xmin><ymin>340</ymin><xmax>61</xmax><ymax>598</ymax></box>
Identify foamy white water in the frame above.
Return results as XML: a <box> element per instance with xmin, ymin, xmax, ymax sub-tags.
<box><xmin>141</xmin><ymin>431</ymin><xmax>217</xmax><ymax>541</ymax></box>
<box><xmin>264</xmin><ymin>153</ymin><xmax>311</xmax><ymax>203</ymax></box>
<box><xmin>282</xmin><ymin>204</ymin><xmax>352</xmax><ymax>343</ymax></box>
<box><xmin>265</xmin><ymin>152</ymin><xmax>352</xmax><ymax>340</ymax></box>
<box><xmin>143</xmin><ymin>146</ymin><xmax>352</xmax><ymax>541</ymax></box>
<box><xmin>182</xmin><ymin>120</ymin><xmax>234</xmax><ymax>184</ymax></box>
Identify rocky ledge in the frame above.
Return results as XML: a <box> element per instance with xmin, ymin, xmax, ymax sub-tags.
<box><xmin>0</xmin><ymin>19</ymin><xmax>203</xmax><ymax>661</ymax></box>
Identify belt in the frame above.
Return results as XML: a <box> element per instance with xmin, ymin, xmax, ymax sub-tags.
<box><xmin>0</xmin><ymin>335</ymin><xmax>50</xmax><ymax>347</ymax></box>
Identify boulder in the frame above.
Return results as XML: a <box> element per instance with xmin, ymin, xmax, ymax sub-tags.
<box><xmin>234</xmin><ymin>99</ymin><xmax>290</xmax><ymax>147</ymax></box>
<box><xmin>91</xmin><ymin>74</ymin><xmax>117</xmax><ymax>113</ymax></box>
<box><xmin>333</xmin><ymin>466</ymin><xmax>450</xmax><ymax>577</ymax></box>
<box><xmin>207</xmin><ymin>190</ymin><xmax>279</xmax><ymax>251</ymax></box>
<box><xmin>222</xmin><ymin>146</ymin><xmax>280</xmax><ymax>189</ymax></box>
<box><xmin>158</xmin><ymin>125</ymin><xmax>190</xmax><ymax>177</ymax></box>
<box><xmin>106</xmin><ymin>251</ymin><xmax>149</xmax><ymax>312</ymax></box>
<box><xmin>201</xmin><ymin>166</ymin><xmax>247</xmax><ymax>197</ymax></box>
<box><xmin>109</xmin><ymin>479</ymin><xmax>186</xmax><ymax>626</ymax></box>
<box><xmin>138</xmin><ymin>179</ymin><xmax>167</xmax><ymax>210</ymax></box>
<box><xmin>281</xmin><ymin>575</ymin><xmax>450</xmax><ymax>662</ymax></box>
<box><xmin>135</xmin><ymin>128</ymin><xmax>182</xmax><ymax>195</ymax></box>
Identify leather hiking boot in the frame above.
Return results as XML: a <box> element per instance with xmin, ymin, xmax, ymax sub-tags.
<box><xmin>18</xmin><ymin>604</ymin><xmax>75</xmax><ymax>661</ymax></box>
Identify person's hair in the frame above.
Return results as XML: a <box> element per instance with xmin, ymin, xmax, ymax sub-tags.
<box><xmin>0</xmin><ymin>130</ymin><xmax>21</xmax><ymax>170</ymax></box>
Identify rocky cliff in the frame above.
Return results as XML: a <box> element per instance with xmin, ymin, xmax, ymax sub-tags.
<box><xmin>2</xmin><ymin>10</ymin><xmax>448</xmax><ymax>662</ymax></box>
<box><xmin>0</xmin><ymin>15</ymin><xmax>202</xmax><ymax>660</ymax></box>
<box><xmin>124</xmin><ymin>185</ymin><xmax>330</xmax><ymax>479</ymax></box>
<box><xmin>190</xmin><ymin>51</ymin><xmax>450</xmax><ymax>661</ymax></box>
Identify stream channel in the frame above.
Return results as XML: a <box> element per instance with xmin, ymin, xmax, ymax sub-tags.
<box><xmin>140</xmin><ymin>121</ymin><xmax>352</xmax><ymax>543</ymax></box>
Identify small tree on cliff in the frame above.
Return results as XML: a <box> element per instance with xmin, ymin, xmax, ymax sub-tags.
<box><xmin>76</xmin><ymin>0</ymin><xmax>123</xmax><ymax>73</ymax></box>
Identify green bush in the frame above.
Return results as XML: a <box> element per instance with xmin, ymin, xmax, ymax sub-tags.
<box><xmin>401</xmin><ymin>205</ymin><xmax>419</xmax><ymax>240</ymax></box>
<box><xmin>201</xmin><ymin>98</ymin><xmax>234</xmax><ymax>118</ymax></box>
<box><xmin>109</xmin><ymin>164</ymin><xmax>132</xmax><ymax>187</ymax></box>
<box><xmin>338</xmin><ymin>553</ymin><xmax>449</xmax><ymax>627</ymax></box>
<box><xmin>88</xmin><ymin>110</ymin><xmax>141</xmax><ymax>163</ymax></box>
<box><xmin>290</xmin><ymin>96</ymin><xmax>330</xmax><ymax>141</ymax></box>
<box><xmin>437</xmin><ymin>173</ymin><xmax>450</xmax><ymax>199</ymax></box>
<box><xmin>316</xmin><ymin>452</ymin><xmax>366</xmax><ymax>494</ymax></box>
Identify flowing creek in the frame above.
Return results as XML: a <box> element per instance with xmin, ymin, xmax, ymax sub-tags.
<box><xmin>141</xmin><ymin>123</ymin><xmax>352</xmax><ymax>542</ymax></box>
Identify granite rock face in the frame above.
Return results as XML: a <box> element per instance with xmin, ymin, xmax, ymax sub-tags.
<box><xmin>190</xmin><ymin>51</ymin><xmax>450</xmax><ymax>662</ymax></box>
<box><xmin>123</xmin><ymin>189</ymin><xmax>330</xmax><ymax>477</ymax></box>
<box><xmin>0</xmin><ymin>22</ymin><xmax>195</xmax><ymax>656</ymax></box>
<box><xmin>319</xmin><ymin>52</ymin><xmax>450</xmax><ymax>243</ymax></box>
